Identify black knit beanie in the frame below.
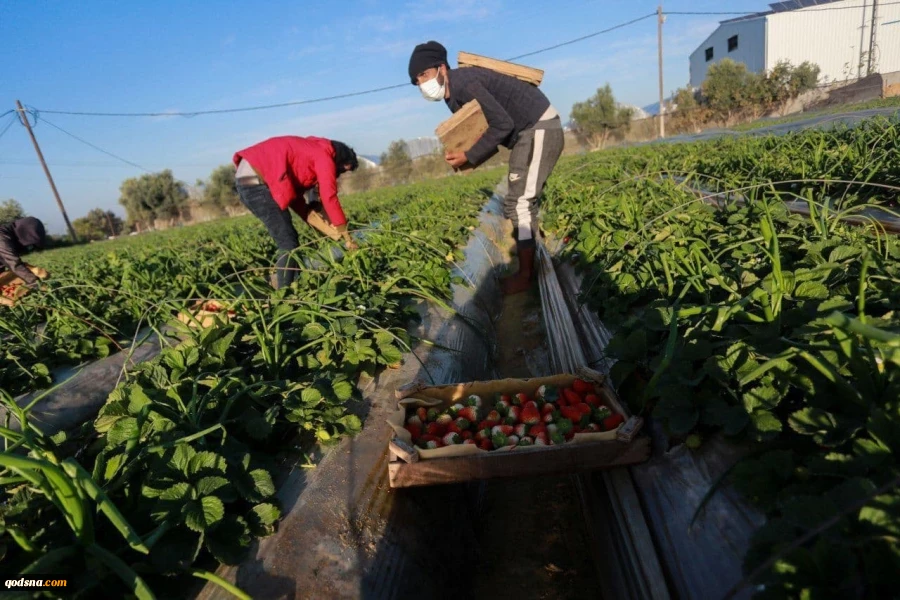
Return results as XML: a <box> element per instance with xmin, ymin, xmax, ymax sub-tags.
<box><xmin>14</xmin><ymin>217</ymin><xmax>46</xmax><ymax>249</ymax></box>
<box><xmin>408</xmin><ymin>41</ymin><xmax>448</xmax><ymax>84</ymax></box>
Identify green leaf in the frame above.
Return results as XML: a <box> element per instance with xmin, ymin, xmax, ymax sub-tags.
<box><xmin>247</xmin><ymin>503</ymin><xmax>281</xmax><ymax>537</ymax></box>
<box><xmin>789</xmin><ymin>407</ymin><xmax>861</xmax><ymax>447</ymax></box>
<box><xmin>205</xmin><ymin>515</ymin><xmax>252</xmax><ymax>566</ymax></box>
<box><xmin>107</xmin><ymin>417</ymin><xmax>140</xmax><ymax>447</ymax></box>
<box><xmin>187</xmin><ymin>451</ymin><xmax>227</xmax><ymax>476</ymax></box>
<box><xmin>301</xmin><ymin>387</ymin><xmax>323</xmax><ymax>405</ymax></box>
<box><xmin>234</xmin><ymin>468</ymin><xmax>275</xmax><ymax>502</ymax></box>
<box><xmin>338</xmin><ymin>414</ymin><xmax>362</xmax><ymax>434</ymax></box>
<box><xmin>743</xmin><ymin>385</ymin><xmax>782</xmax><ymax>412</ymax></box>
<box><xmin>331</xmin><ymin>379</ymin><xmax>354</xmax><ymax>402</ymax></box>
<box><xmin>103</xmin><ymin>453</ymin><xmax>126</xmax><ymax>482</ymax></box>
<box><xmin>195</xmin><ymin>476</ymin><xmax>232</xmax><ymax>498</ymax></box>
<box><xmin>301</xmin><ymin>322</ymin><xmax>327</xmax><ymax>341</ymax></box>
<box><xmin>169</xmin><ymin>445</ymin><xmax>195</xmax><ymax>474</ymax></box>
<box><xmin>780</xmin><ymin>495</ymin><xmax>837</xmax><ymax>531</ymax></box>
<box><xmin>378</xmin><ymin>344</ymin><xmax>404</xmax><ymax>366</ymax></box>
<box><xmin>125</xmin><ymin>385</ymin><xmax>153</xmax><ymax>415</ymax></box>
<box><xmin>749</xmin><ymin>410</ymin><xmax>782</xmax><ymax>442</ymax></box>
<box><xmin>183</xmin><ymin>496</ymin><xmax>225</xmax><ymax>532</ymax></box>
<box><xmin>793</xmin><ymin>281</ymin><xmax>829</xmax><ymax>300</ymax></box>
<box><xmin>158</xmin><ymin>482</ymin><xmax>191</xmax><ymax>501</ymax></box>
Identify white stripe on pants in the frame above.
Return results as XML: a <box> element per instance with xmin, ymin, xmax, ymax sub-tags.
<box><xmin>514</xmin><ymin>128</ymin><xmax>545</xmax><ymax>242</ymax></box>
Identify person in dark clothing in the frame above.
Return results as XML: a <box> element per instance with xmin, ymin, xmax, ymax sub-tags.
<box><xmin>232</xmin><ymin>136</ymin><xmax>359</xmax><ymax>289</ymax></box>
<box><xmin>408</xmin><ymin>41</ymin><xmax>565</xmax><ymax>295</ymax></box>
<box><xmin>0</xmin><ymin>216</ymin><xmax>47</xmax><ymax>287</ymax></box>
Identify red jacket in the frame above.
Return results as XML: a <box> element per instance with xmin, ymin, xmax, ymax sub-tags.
<box><xmin>233</xmin><ymin>136</ymin><xmax>347</xmax><ymax>227</ymax></box>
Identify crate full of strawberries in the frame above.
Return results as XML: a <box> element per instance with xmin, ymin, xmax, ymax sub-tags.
<box><xmin>386</xmin><ymin>370</ymin><xmax>649</xmax><ymax>488</ymax></box>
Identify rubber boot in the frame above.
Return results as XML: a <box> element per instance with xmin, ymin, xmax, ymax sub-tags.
<box><xmin>502</xmin><ymin>244</ymin><xmax>536</xmax><ymax>295</ymax></box>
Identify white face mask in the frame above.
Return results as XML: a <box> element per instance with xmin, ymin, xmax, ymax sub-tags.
<box><xmin>419</xmin><ymin>72</ymin><xmax>445</xmax><ymax>101</ymax></box>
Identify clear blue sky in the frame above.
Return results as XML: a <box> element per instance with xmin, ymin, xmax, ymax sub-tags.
<box><xmin>0</xmin><ymin>0</ymin><xmax>768</xmax><ymax>234</ymax></box>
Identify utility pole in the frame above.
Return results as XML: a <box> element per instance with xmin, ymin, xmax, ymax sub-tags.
<box><xmin>657</xmin><ymin>5</ymin><xmax>665</xmax><ymax>139</ymax></box>
<box><xmin>867</xmin><ymin>0</ymin><xmax>878</xmax><ymax>76</ymax></box>
<box><xmin>15</xmin><ymin>100</ymin><xmax>78</xmax><ymax>242</ymax></box>
<box><xmin>105</xmin><ymin>211</ymin><xmax>116</xmax><ymax>237</ymax></box>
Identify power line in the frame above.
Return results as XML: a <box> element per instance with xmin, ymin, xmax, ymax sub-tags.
<box><xmin>33</xmin><ymin>12</ymin><xmax>659</xmax><ymax>119</ymax></box>
<box><xmin>507</xmin><ymin>12</ymin><xmax>656</xmax><ymax>61</ymax></box>
<box><xmin>668</xmin><ymin>1</ymin><xmax>900</xmax><ymax>16</ymax></box>
<box><xmin>32</xmin><ymin>111</ymin><xmax>152</xmax><ymax>172</ymax></box>
<box><xmin>0</xmin><ymin>113</ymin><xmax>16</xmax><ymax>143</ymax></box>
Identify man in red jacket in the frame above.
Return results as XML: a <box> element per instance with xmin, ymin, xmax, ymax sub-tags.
<box><xmin>233</xmin><ymin>136</ymin><xmax>359</xmax><ymax>289</ymax></box>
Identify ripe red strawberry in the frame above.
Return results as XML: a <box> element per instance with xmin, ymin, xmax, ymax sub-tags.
<box><xmin>461</xmin><ymin>430</ymin><xmax>474</xmax><ymax>440</ymax></box>
<box><xmin>492</xmin><ymin>424</ymin><xmax>514</xmax><ymax>436</ymax></box>
<box><xmin>464</xmin><ymin>438</ymin><xmax>477</xmax><ymax>445</ymax></box>
<box><xmin>442</xmin><ymin>432</ymin><xmax>461</xmax><ymax>445</ymax></box>
<box><xmin>416</xmin><ymin>407</ymin><xmax>428</xmax><ymax>422</ymax></box>
<box><xmin>572</xmin><ymin>378</ymin><xmax>593</xmax><ymax>394</ymax></box>
<box><xmin>528</xmin><ymin>424</ymin><xmax>547</xmax><ymax>437</ymax></box>
<box><xmin>514</xmin><ymin>392</ymin><xmax>530</xmax><ymax>405</ymax></box>
<box><xmin>523</xmin><ymin>400</ymin><xmax>538</xmax><ymax>411</ymax></box>
<box><xmin>407</xmin><ymin>414</ymin><xmax>423</xmax><ymax>428</ymax></box>
<box><xmin>457</xmin><ymin>406</ymin><xmax>478</xmax><ymax>422</ymax></box>
<box><xmin>560</xmin><ymin>406</ymin><xmax>582</xmax><ymax>422</ymax></box>
<box><xmin>603</xmin><ymin>414</ymin><xmax>625</xmax><ymax>431</ymax></box>
<box><xmin>521</xmin><ymin>406</ymin><xmax>541</xmax><ymax>425</ymax></box>
<box><xmin>514</xmin><ymin>423</ymin><xmax>528</xmax><ymax>438</ymax></box>
<box><xmin>534</xmin><ymin>432</ymin><xmax>549</xmax><ymax>446</ymax></box>
<box><xmin>505</xmin><ymin>406</ymin><xmax>521</xmax><ymax>424</ymax></box>
<box><xmin>477</xmin><ymin>421</ymin><xmax>495</xmax><ymax>432</ymax></box>
<box><xmin>563</xmin><ymin>388</ymin><xmax>582</xmax><ymax>406</ymax></box>
<box><xmin>584</xmin><ymin>393</ymin><xmax>602</xmax><ymax>408</ymax></box>
<box><xmin>498</xmin><ymin>394</ymin><xmax>512</xmax><ymax>404</ymax></box>
<box><xmin>475</xmin><ymin>428</ymin><xmax>490</xmax><ymax>441</ymax></box>
<box><xmin>575</xmin><ymin>403</ymin><xmax>592</xmax><ymax>417</ymax></box>
<box><xmin>404</xmin><ymin>423</ymin><xmax>422</xmax><ymax>441</ymax></box>
<box><xmin>486</xmin><ymin>410</ymin><xmax>502</xmax><ymax>423</ymax></box>
<box><xmin>541</xmin><ymin>403</ymin><xmax>555</xmax><ymax>416</ymax></box>
<box><xmin>447</xmin><ymin>422</ymin><xmax>462</xmax><ymax>435</ymax></box>
<box><xmin>478</xmin><ymin>438</ymin><xmax>493</xmax><ymax>451</ymax></box>
<box><xmin>426</xmin><ymin>422</ymin><xmax>446</xmax><ymax>437</ymax></box>
<box><xmin>543</xmin><ymin>412</ymin><xmax>555</xmax><ymax>423</ymax></box>
<box><xmin>448</xmin><ymin>403</ymin><xmax>465</xmax><ymax>416</ymax></box>
<box><xmin>572</xmin><ymin>426</ymin><xmax>583</xmax><ymax>435</ymax></box>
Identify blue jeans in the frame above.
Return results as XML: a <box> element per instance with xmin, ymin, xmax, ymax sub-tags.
<box><xmin>236</xmin><ymin>183</ymin><xmax>300</xmax><ymax>289</ymax></box>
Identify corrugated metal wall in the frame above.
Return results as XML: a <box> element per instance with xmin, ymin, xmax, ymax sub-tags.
<box><xmin>766</xmin><ymin>0</ymin><xmax>900</xmax><ymax>82</ymax></box>
<box><xmin>689</xmin><ymin>19</ymin><xmax>767</xmax><ymax>88</ymax></box>
<box><xmin>689</xmin><ymin>0</ymin><xmax>900</xmax><ymax>87</ymax></box>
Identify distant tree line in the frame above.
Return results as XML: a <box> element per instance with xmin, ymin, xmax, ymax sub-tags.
<box><xmin>569</xmin><ymin>59</ymin><xmax>822</xmax><ymax>148</ymax></box>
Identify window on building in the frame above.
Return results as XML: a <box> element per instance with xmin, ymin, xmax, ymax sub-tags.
<box><xmin>728</xmin><ymin>35</ymin><xmax>738</xmax><ymax>52</ymax></box>
<box><xmin>705</xmin><ymin>47</ymin><xmax>714</xmax><ymax>62</ymax></box>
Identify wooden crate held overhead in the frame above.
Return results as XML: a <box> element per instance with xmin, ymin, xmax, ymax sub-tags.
<box><xmin>457</xmin><ymin>51</ymin><xmax>543</xmax><ymax>86</ymax></box>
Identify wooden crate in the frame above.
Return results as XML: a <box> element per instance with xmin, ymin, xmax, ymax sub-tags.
<box><xmin>458</xmin><ymin>51</ymin><xmax>543</xmax><ymax>86</ymax></box>
<box><xmin>1</xmin><ymin>264</ymin><xmax>49</xmax><ymax>307</ymax></box>
<box><xmin>434</xmin><ymin>100</ymin><xmax>489</xmax><ymax>172</ymax></box>
<box><xmin>176</xmin><ymin>300</ymin><xmax>236</xmax><ymax>329</ymax></box>
<box><xmin>387</xmin><ymin>368</ymin><xmax>649</xmax><ymax>488</ymax></box>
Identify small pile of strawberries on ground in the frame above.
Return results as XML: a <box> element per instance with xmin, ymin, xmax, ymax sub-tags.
<box><xmin>404</xmin><ymin>378</ymin><xmax>625</xmax><ymax>451</ymax></box>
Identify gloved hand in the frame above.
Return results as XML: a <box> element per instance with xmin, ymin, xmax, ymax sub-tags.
<box><xmin>335</xmin><ymin>224</ymin><xmax>359</xmax><ymax>251</ymax></box>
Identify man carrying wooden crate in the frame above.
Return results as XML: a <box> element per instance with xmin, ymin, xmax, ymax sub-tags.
<box><xmin>408</xmin><ymin>41</ymin><xmax>564</xmax><ymax>295</ymax></box>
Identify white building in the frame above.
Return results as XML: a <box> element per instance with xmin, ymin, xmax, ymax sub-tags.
<box><xmin>689</xmin><ymin>0</ymin><xmax>900</xmax><ymax>88</ymax></box>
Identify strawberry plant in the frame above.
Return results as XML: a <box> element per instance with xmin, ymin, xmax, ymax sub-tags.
<box><xmin>541</xmin><ymin>118</ymin><xmax>900</xmax><ymax>598</ymax></box>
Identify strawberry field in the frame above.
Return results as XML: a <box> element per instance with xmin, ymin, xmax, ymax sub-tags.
<box><xmin>542</xmin><ymin>117</ymin><xmax>900</xmax><ymax>598</ymax></box>
<box><xmin>0</xmin><ymin>170</ymin><xmax>500</xmax><ymax>598</ymax></box>
<box><xmin>3</xmin><ymin>114</ymin><xmax>900</xmax><ymax>599</ymax></box>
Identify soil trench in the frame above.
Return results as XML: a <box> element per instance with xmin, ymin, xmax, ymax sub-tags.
<box><xmin>469</xmin><ymin>252</ymin><xmax>602</xmax><ymax>600</ymax></box>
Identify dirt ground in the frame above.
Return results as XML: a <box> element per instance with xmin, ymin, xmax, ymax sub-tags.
<box><xmin>470</xmin><ymin>270</ymin><xmax>601</xmax><ymax>600</ymax></box>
